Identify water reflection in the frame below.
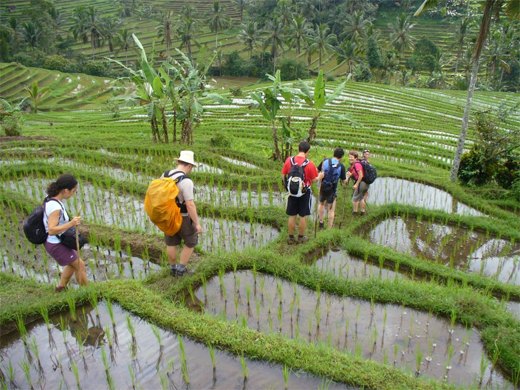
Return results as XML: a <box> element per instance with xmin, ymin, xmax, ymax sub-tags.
<box><xmin>367</xmin><ymin>217</ymin><xmax>520</xmax><ymax>285</ymax></box>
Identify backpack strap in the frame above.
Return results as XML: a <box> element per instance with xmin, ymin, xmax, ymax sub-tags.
<box><xmin>44</xmin><ymin>198</ymin><xmax>66</xmax><ymax>220</ymax></box>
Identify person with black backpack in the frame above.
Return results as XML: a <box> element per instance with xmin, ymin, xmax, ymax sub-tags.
<box><xmin>346</xmin><ymin>150</ymin><xmax>369</xmax><ymax>216</ymax></box>
<box><xmin>281</xmin><ymin>141</ymin><xmax>318</xmax><ymax>244</ymax></box>
<box><xmin>42</xmin><ymin>174</ymin><xmax>88</xmax><ymax>292</ymax></box>
<box><xmin>317</xmin><ymin>147</ymin><xmax>348</xmax><ymax>228</ymax></box>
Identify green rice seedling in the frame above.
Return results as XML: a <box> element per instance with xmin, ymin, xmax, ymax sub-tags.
<box><xmin>208</xmin><ymin>344</ymin><xmax>216</xmax><ymax>373</ymax></box>
<box><xmin>240</xmin><ymin>355</ymin><xmax>249</xmax><ymax>380</ymax></box>
<box><xmin>393</xmin><ymin>344</ymin><xmax>399</xmax><ymax>366</ymax></box>
<box><xmin>19</xmin><ymin>359</ymin><xmax>33</xmax><ymax>390</ymax></box>
<box><xmin>177</xmin><ymin>336</ymin><xmax>190</xmax><ymax>384</ymax></box>
<box><xmin>28</xmin><ymin>337</ymin><xmax>43</xmax><ymax>373</ymax></box>
<box><xmin>151</xmin><ymin>324</ymin><xmax>162</xmax><ymax>348</ymax></box>
<box><xmin>126</xmin><ymin>315</ymin><xmax>136</xmax><ymax>343</ymax></box>
<box><xmin>241</xmin><ymin>315</ymin><xmax>248</xmax><ymax>328</ymax></box>
<box><xmin>71</xmin><ymin>360</ymin><xmax>81</xmax><ymax>390</ymax></box>
<box><xmin>343</xmin><ymin>318</ymin><xmax>349</xmax><ymax>349</ymax></box>
<box><xmin>282</xmin><ymin>365</ymin><xmax>289</xmax><ymax>390</ymax></box>
<box><xmin>159</xmin><ymin>372</ymin><xmax>168</xmax><ymax>390</ymax></box>
<box><xmin>67</xmin><ymin>296</ymin><xmax>77</xmax><ymax>321</ymax></box>
<box><xmin>16</xmin><ymin>316</ymin><xmax>28</xmax><ymax>346</ymax></box>
<box><xmin>106</xmin><ymin>299</ymin><xmax>116</xmax><ymax>328</ymax></box>
<box><xmin>39</xmin><ymin>306</ymin><xmax>51</xmax><ymax>330</ymax></box>
<box><xmin>415</xmin><ymin>344</ymin><xmax>423</xmax><ymax>376</ymax></box>
<box><xmin>101</xmin><ymin>347</ymin><xmax>115</xmax><ymax>390</ymax></box>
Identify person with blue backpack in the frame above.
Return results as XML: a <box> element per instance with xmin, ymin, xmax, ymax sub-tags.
<box><xmin>317</xmin><ymin>147</ymin><xmax>348</xmax><ymax>228</ymax></box>
<box><xmin>281</xmin><ymin>141</ymin><xmax>318</xmax><ymax>244</ymax></box>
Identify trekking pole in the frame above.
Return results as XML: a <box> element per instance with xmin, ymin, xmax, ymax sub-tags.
<box><xmin>314</xmin><ymin>186</ymin><xmax>319</xmax><ymax>238</ymax></box>
<box><xmin>75</xmin><ymin>219</ymin><xmax>81</xmax><ymax>257</ymax></box>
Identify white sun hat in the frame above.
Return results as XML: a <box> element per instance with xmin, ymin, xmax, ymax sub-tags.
<box><xmin>177</xmin><ymin>150</ymin><xmax>198</xmax><ymax>167</ymax></box>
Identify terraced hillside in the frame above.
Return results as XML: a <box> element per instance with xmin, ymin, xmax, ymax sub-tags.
<box><xmin>2</xmin><ymin>0</ymin><xmax>474</xmax><ymax>76</ymax></box>
<box><xmin>1</xmin><ymin>66</ymin><xmax>519</xmax><ymax>389</ymax></box>
<box><xmin>0</xmin><ymin>62</ymin><xmax>115</xmax><ymax>110</ymax></box>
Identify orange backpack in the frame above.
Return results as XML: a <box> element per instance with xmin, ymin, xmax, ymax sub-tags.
<box><xmin>144</xmin><ymin>171</ymin><xmax>186</xmax><ymax>236</ymax></box>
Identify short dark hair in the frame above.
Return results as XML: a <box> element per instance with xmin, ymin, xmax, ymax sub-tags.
<box><xmin>363</xmin><ymin>149</ymin><xmax>370</xmax><ymax>153</ymax></box>
<box><xmin>333</xmin><ymin>147</ymin><xmax>345</xmax><ymax>159</ymax></box>
<box><xmin>298</xmin><ymin>140</ymin><xmax>311</xmax><ymax>153</ymax></box>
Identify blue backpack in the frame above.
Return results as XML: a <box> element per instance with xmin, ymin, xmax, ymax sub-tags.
<box><xmin>321</xmin><ymin>158</ymin><xmax>341</xmax><ymax>194</ymax></box>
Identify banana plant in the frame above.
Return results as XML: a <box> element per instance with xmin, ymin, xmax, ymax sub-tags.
<box><xmin>25</xmin><ymin>82</ymin><xmax>49</xmax><ymax>113</ymax></box>
<box><xmin>295</xmin><ymin>70</ymin><xmax>349</xmax><ymax>142</ymax></box>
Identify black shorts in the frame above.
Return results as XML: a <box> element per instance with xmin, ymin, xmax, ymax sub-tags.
<box><xmin>319</xmin><ymin>189</ymin><xmax>336</xmax><ymax>204</ymax></box>
<box><xmin>286</xmin><ymin>190</ymin><xmax>312</xmax><ymax>217</ymax></box>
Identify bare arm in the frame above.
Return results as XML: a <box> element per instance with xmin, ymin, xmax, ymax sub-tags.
<box><xmin>47</xmin><ymin>210</ymin><xmax>81</xmax><ymax>235</ymax></box>
<box><xmin>185</xmin><ymin>200</ymin><xmax>202</xmax><ymax>233</ymax></box>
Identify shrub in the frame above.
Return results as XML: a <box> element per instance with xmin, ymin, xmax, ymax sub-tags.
<box><xmin>43</xmin><ymin>54</ymin><xmax>77</xmax><ymax>73</ymax></box>
<box><xmin>353</xmin><ymin>63</ymin><xmax>372</xmax><ymax>82</ymax></box>
<box><xmin>222</xmin><ymin>51</ymin><xmax>246</xmax><ymax>76</ymax></box>
<box><xmin>512</xmin><ymin>179</ymin><xmax>520</xmax><ymax>202</ymax></box>
<box><xmin>458</xmin><ymin>149</ymin><xmax>490</xmax><ymax>186</ymax></box>
<box><xmin>210</xmin><ymin>132</ymin><xmax>231</xmax><ymax>148</ymax></box>
<box><xmin>278</xmin><ymin>59</ymin><xmax>309</xmax><ymax>81</ymax></box>
<box><xmin>81</xmin><ymin>60</ymin><xmax>107</xmax><ymax>77</ymax></box>
<box><xmin>229</xmin><ymin>87</ymin><xmax>243</xmax><ymax>97</ymax></box>
<box><xmin>1</xmin><ymin>115</ymin><xmax>22</xmax><ymax>136</ymax></box>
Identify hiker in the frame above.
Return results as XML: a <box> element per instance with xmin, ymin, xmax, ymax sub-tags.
<box><xmin>43</xmin><ymin>174</ymin><xmax>88</xmax><ymax>292</ymax></box>
<box><xmin>362</xmin><ymin>149</ymin><xmax>371</xmax><ymax>204</ymax></box>
<box><xmin>164</xmin><ymin>150</ymin><xmax>202</xmax><ymax>276</ymax></box>
<box><xmin>317</xmin><ymin>147</ymin><xmax>348</xmax><ymax>228</ymax></box>
<box><xmin>346</xmin><ymin>150</ymin><xmax>368</xmax><ymax>215</ymax></box>
<box><xmin>281</xmin><ymin>140</ymin><xmax>319</xmax><ymax>244</ymax></box>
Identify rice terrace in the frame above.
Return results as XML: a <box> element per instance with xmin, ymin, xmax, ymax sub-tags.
<box><xmin>0</xmin><ymin>0</ymin><xmax>519</xmax><ymax>389</ymax></box>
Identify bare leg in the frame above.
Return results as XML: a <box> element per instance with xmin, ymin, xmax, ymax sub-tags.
<box><xmin>58</xmin><ymin>265</ymin><xmax>75</xmax><ymax>288</ymax></box>
<box><xmin>69</xmin><ymin>258</ymin><xmax>88</xmax><ymax>286</ymax></box>
<box><xmin>298</xmin><ymin>216</ymin><xmax>307</xmax><ymax>236</ymax></box>
<box><xmin>288</xmin><ymin>216</ymin><xmax>297</xmax><ymax>236</ymax></box>
<box><xmin>179</xmin><ymin>246</ymin><xmax>195</xmax><ymax>266</ymax></box>
<box><xmin>318</xmin><ymin>202</ymin><xmax>326</xmax><ymax>223</ymax></box>
<box><xmin>166</xmin><ymin>245</ymin><xmax>178</xmax><ymax>266</ymax></box>
<box><xmin>327</xmin><ymin>199</ymin><xmax>337</xmax><ymax>228</ymax></box>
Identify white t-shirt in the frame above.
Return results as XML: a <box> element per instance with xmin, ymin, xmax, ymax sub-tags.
<box><xmin>44</xmin><ymin>199</ymin><xmax>69</xmax><ymax>244</ymax></box>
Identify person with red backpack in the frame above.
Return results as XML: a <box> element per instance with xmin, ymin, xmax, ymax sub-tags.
<box><xmin>346</xmin><ymin>150</ymin><xmax>369</xmax><ymax>216</ymax></box>
<box><xmin>163</xmin><ymin>151</ymin><xmax>202</xmax><ymax>276</ymax></box>
<box><xmin>281</xmin><ymin>141</ymin><xmax>319</xmax><ymax>244</ymax></box>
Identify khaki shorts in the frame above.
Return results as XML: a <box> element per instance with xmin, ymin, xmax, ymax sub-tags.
<box><xmin>164</xmin><ymin>216</ymin><xmax>198</xmax><ymax>248</ymax></box>
<box><xmin>352</xmin><ymin>181</ymin><xmax>369</xmax><ymax>202</ymax></box>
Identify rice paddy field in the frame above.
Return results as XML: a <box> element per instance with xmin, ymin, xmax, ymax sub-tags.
<box><xmin>1</xmin><ymin>64</ymin><xmax>520</xmax><ymax>389</ymax></box>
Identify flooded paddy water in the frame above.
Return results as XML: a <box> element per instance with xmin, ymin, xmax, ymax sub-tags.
<box><xmin>195</xmin><ymin>271</ymin><xmax>514</xmax><ymax>389</ymax></box>
<box><xmin>366</xmin><ymin>216</ymin><xmax>520</xmax><ymax>285</ymax></box>
<box><xmin>368</xmin><ymin>177</ymin><xmax>483</xmax><ymax>216</ymax></box>
<box><xmin>1</xmin><ymin>180</ymin><xmax>279</xmax><ymax>252</ymax></box>
<box><xmin>0</xmin><ymin>302</ymin><xmax>352</xmax><ymax>390</ymax></box>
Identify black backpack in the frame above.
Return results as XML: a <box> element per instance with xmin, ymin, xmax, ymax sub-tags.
<box><xmin>23</xmin><ymin>199</ymin><xmax>61</xmax><ymax>245</ymax></box>
<box><xmin>286</xmin><ymin>157</ymin><xmax>309</xmax><ymax>197</ymax></box>
<box><xmin>321</xmin><ymin>158</ymin><xmax>342</xmax><ymax>194</ymax></box>
<box><xmin>360</xmin><ymin>160</ymin><xmax>377</xmax><ymax>184</ymax></box>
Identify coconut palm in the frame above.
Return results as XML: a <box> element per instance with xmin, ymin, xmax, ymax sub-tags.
<box><xmin>100</xmin><ymin>17</ymin><xmax>121</xmax><ymax>53</ymax></box>
<box><xmin>307</xmin><ymin>23</ymin><xmax>337</xmax><ymax>68</ymax></box>
<box><xmin>178</xmin><ymin>5</ymin><xmax>198</xmax><ymax>59</ymax></box>
<box><xmin>389</xmin><ymin>13</ymin><xmax>415</xmax><ymax>57</ymax></box>
<box><xmin>415</xmin><ymin>0</ymin><xmax>519</xmax><ymax>181</ymax></box>
<box><xmin>234</xmin><ymin>0</ymin><xmax>247</xmax><ymax>22</ymax></box>
<box><xmin>21</xmin><ymin>22</ymin><xmax>42</xmax><ymax>48</ymax></box>
<box><xmin>342</xmin><ymin>10</ymin><xmax>372</xmax><ymax>45</ymax></box>
<box><xmin>288</xmin><ymin>15</ymin><xmax>311</xmax><ymax>55</ymax></box>
<box><xmin>207</xmin><ymin>1</ymin><xmax>230</xmax><ymax>50</ymax></box>
<box><xmin>453</xmin><ymin>15</ymin><xmax>473</xmax><ymax>73</ymax></box>
<box><xmin>238</xmin><ymin>20</ymin><xmax>260</xmax><ymax>59</ymax></box>
<box><xmin>275</xmin><ymin>0</ymin><xmax>295</xmax><ymax>30</ymax></box>
<box><xmin>25</xmin><ymin>82</ymin><xmax>49</xmax><ymax>113</ymax></box>
<box><xmin>70</xmin><ymin>6</ymin><xmax>89</xmax><ymax>44</ymax></box>
<box><xmin>263</xmin><ymin>18</ymin><xmax>285</xmax><ymax>72</ymax></box>
<box><xmin>115</xmin><ymin>28</ymin><xmax>133</xmax><ymax>64</ymax></box>
<box><xmin>157</xmin><ymin>11</ymin><xmax>175</xmax><ymax>55</ymax></box>
<box><xmin>335</xmin><ymin>39</ymin><xmax>362</xmax><ymax>74</ymax></box>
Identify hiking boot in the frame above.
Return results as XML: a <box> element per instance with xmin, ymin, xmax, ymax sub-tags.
<box><xmin>55</xmin><ymin>285</ymin><xmax>67</xmax><ymax>293</ymax></box>
<box><xmin>287</xmin><ymin>235</ymin><xmax>296</xmax><ymax>245</ymax></box>
<box><xmin>297</xmin><ymin>235</ymin><xmax>308</xmax><ymax>244</ymax></box>
<box><xmin>360</xmin><ymin>210</ymin><xmax>366</xmax><ymax>216</ymax></box>
<box><xmin>318</xmin><ymin>221</ymin><xmax>325</xmax><ymax>229</ymax></box>
<box><xmin>352</xmin><ymin>211</ymin><xmax>359</xmax><ymax>216</ymax></box>
<box><xmin>170</xmin><ymin>264</ymin><xmax>188</xmax><ymax>277</ymax></box>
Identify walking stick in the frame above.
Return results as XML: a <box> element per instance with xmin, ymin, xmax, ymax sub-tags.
<box><xmin>75</xmin><ymin>224</ymin><xmax>81</xmax><ymax>257</ymax></box>
<box><xmin>314</xmin><ymin>187</ymin><xmax>320</xmax><ymax>238</ymax></box>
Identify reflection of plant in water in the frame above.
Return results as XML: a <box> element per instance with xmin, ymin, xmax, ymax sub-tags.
<box><xmin>178</xmin><ymin>336</ymin><xmax>190</xmax><ymax>384</ymax></box>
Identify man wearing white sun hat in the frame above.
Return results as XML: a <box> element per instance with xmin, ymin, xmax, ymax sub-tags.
<box><xmin>163</xmin><ymin>150</ymin><xmax>202</xmax><ymax>276</ymax></box>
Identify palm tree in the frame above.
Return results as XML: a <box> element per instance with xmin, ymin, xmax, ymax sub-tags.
<box><xmin>238</xmin><ymin>21</ymin><xmax>260</xmax><ymax>59</ymax></box>
<box><xmin>389</xmin><ymin>13</ymin><xmax>415</xmax><ymax>57</ymax></box>
<box><xmin>453</xmin><ymin>15</ymin><xmax>473</xmax><ymax>73</ymax></box>
<box><xmin>335</xmin><ymin>39</ymin><xmax>361</xmax><ymax>74</ymax></box>
<box><xmin>288</xmin><ymin>15</ymin><xmax>311</xmax><ymax>55</ymax></box>
<box><xmin>307</xmin><ymin>23</ymin><xmax>337</xmax><ymax>68</ymax></box>
<box><xmin>84</xmin><ymin>6</ymin><xmax>103</xmax><ymax>51</ymax></box>
<box><xmin>275</xmin><ymin>0</ymin><xmax>294</xmax><ymax>30</ymax></box>
<box><xmin>100</xmin><ymin>17</ymin><xmax>121</xmax><ymax>53</ymax></box>
<box><xmin>263</xmin><ymin>18</ymin><xmax>285</xmax><ymax>72</ymax></box>
<box><xmin>178</xmin><ymin>5</ymin><xmax>198</xmax><ymax>59</ymax></box>
<box><xmin>234</xmin><ymin>0</ymin><xmax>247</xmax><ymax>22</ymax></box>
<box><xmin>70</xmin><ymin>6</ymin><xmax>89</xmax><ymax>44</ymax></box>
<box><xmin>115</xmin><ymin>28</ymin><xmax>133</xmax><ymax>64</ymax></box>
<box><xmin>25</xmin><ymin>82</ymin><xmax>49</xmax><ymax>113</ymax></box>
<box><xmin>207</xmin><ymin>1</ymin><xmax>229</xmax><ymax>50</ymax></box>
<box><xmin>21</xmin><ymin>21</ymin><xmax>42</xmax><ymax>48</ymax></box>
<box><xmin>415</xmin><ymin>0</ymin><xmax>519</xmax><ymax>181</ymax></box>
<box><xmin>342</xmin><ymin>10</ymin><xmax>372</xmax><ymax>45</ymax></box>
<box><xmin>157</xmin><ymin>11</ymin><xmax>175</xmax><ymax>55</ymax></box>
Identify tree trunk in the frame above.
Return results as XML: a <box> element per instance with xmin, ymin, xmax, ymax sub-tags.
<box><xmin>307</xmin><ymin>115</ymin><xmax>319</xmax><ymax>142</ymax></box>
<box><xmin>272</xmin><ymin>123</ymin><xmax>281</xmax><ymax>161</ymax></box>
<box><xmin>150</xmin><ymin>116</ymin><xmax>158</xmax><ymax>143</ymax></box>
<box><xmin>181</xmin><ymin>119</ymin><xmax>192</xmax><ymax>144</ymax></box>
<box><xmin>450</xmin><ymin>0</ymin><xmax>494</xmax><ymax>182</ymax></box>
<box><xmin>161</xmin><ymin>107</ymin><xmax>169</xmax><ymax>143</ymax></box>
<box><xmin>172</xmin><ymin>109</ymin><xmax>177</xmax><ymax>143</ymax></box>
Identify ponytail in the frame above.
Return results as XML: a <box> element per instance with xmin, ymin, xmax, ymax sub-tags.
<box><xmin>46</xmin><ymin>174</ymin><xmax>78</xmax><ymax>197</ymax></box>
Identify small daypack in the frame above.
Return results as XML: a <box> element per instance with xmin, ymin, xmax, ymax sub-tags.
<box><xmin>23</xmin><ymin>198</ymin><xmax>60</xmax><ymax>245</ymax></box>
<box><xmin>321</xmin><ymin>158</ymin><xmax>341</xmax><ymax>194</ymax></box>
<box><xmin>144</xmin><ymin>170</ymin><xmax>186</xmax><ymax>236</ymax></box>
<box><xmin>360</xmin><ymin>160</ymin><xmax>377</xmax><ymax>184</ymax></box>
<box><xmin>286</xmin><ymin>157</ymin><xmax>309</xmax><ymax>197</ymax></box>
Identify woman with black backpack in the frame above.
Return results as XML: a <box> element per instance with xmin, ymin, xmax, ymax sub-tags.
<box><xmin>44</xmin><ymin>174</ymin><xmax>88</xmax><ymax>291</ymax></box>
<box><xmin>346</xmin><ymin>150</ymin><xmax>369</xmax><ymax>216</ymax></box>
